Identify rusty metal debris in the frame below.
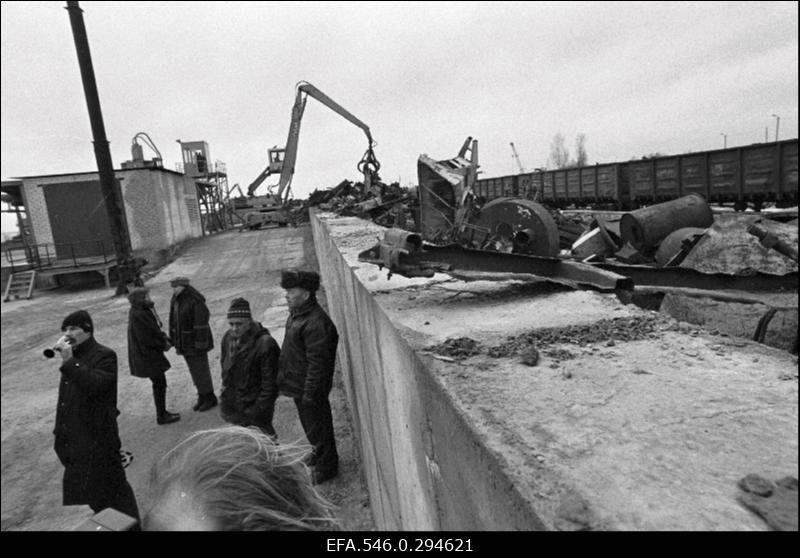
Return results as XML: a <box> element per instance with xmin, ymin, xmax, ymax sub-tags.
<box><xmin>593</xmin><ymin>261</ymin><xmax>798</xmax><ymax>291</ymax></box>
<box><xmin>318</xmin><ymin>135</ymin><xmax>796</xmax><ymax>304</ymax></box>
<box><xmin>654</xmin><ymin>227</ymin><xmax>707</xmax><ymax>267</ymax></box>
<box><xmin>357</xmin><ymin>231</ymin><xmax>633</xmax><ymax>291</ymax></box>
<box><xmin>304</xmin><ymin>179</ymin><xmax>418</xmax><ymax>228</ymax></box>
<box><xmin>748</xmin><ymin>220</ymin><xmax>799</xmax><ymax>263</ymax></box>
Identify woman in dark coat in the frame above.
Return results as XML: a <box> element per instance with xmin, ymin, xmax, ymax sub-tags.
<box><xmin>128</xmin><ymin>287</ymin><xmax>180</xmax><ymax>425</ymax></box>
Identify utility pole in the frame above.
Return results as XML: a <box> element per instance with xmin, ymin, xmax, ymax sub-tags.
<box><xmin>65</xmin><ymin>1</ymin><xmax>138</xmax><ymax>295</ymax></box>
<box><xmin>720</xmin><ymin>133</ymin><xmax>727</xmax><ymax>149</ymax></box>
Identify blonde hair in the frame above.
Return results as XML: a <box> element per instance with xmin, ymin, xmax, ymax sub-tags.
<box><xmin>144</xmin><ymin>426</ymin><xmax>340</xmax><ymax>531</ymax></box>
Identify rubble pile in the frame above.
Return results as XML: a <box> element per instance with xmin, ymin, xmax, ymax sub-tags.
<box><xmin>486</xmin><ymin>315</ymin><xmax>675</xmax><ymax>358</ymax></box>
<box><xmin>424</xmin><ymin>316</ymin><xmax>679</xmax><ymax>361</ymax></box>
<box><xmin>303</xmin><ymin>179</ymin><xmax>418</xmax><ymax>230</ymax></box>
<box><xmin>427</xmin><ymin>337</ymin><xmax>482</xmax><ymax>359</ymax></box>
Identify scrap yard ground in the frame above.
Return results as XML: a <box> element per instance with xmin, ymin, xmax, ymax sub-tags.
<box><xmin>0</xmin><ymin>224</ymin><xmax>373</xmax><ymax>531</ymax></box>
<box><xmin>1</xmin><ymin>214</ymin><xmax>797</xmax><ymax>531</ymax></box>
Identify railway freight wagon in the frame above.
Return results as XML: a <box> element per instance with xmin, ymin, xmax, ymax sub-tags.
<box><xmin>475</xmin><ymin>138</ymin><xmax>798</xmax><ymax>211</ymax></box>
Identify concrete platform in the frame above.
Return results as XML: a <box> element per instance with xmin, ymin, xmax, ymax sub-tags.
<box><xmin>311</xmin><ymin>211</ymin><xmax>798</xmax><ymax>530</ymax></box>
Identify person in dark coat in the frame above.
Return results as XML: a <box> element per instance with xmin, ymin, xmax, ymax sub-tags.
<box><xmin>277</xmin><ymin>269</ymin><xmax>339</xmax><ymax>484</ymax></box>
<box><xmin>220</xmin><ymin>298</ymin><xmax>280</xmax><ymax>437</ymax></box>
<box><xmin>128</xmin><ymin>287</ymin><xmax>180</xmax><ymax>425</ymax></box>
<box><xmin>168</xmin><ymin>277</ymin><xmax>217</xmax><ymax>412</ymax></box>
<box><xmin>52</xmin><ymin>310</ymin><xmax>140</xmax><ymax>523</ymax></box>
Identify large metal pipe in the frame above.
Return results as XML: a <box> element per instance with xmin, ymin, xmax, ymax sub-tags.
<box><xmin>747</xmin><ymin>221</ymin><xmax>799</xmax><ymax>263</ymax></box>
<box><xmin>65</xmin><ymin>1</ymin><xmax>137</xmax><ymax>294</ymax></box>
<box><xmin>620</xmin><ymin>194</ymin><xmax>713</xmax><ymax>251</ymax></box>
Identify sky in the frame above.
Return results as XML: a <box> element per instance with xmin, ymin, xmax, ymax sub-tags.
<box><xmin>1</xmin><ymin>1</ymin><xmax>798</xmax><ymax>234</ymax></box>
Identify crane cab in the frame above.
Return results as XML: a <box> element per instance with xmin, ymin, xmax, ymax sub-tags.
<box><xmin>267</xmin><ymin>147</ymin><xmax>286</xmax><ymax>174</ymax></box>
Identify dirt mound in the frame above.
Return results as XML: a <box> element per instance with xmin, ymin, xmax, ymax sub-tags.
<box><xmin>488</xmin><ymin>315</ymin><xmax>675</xmax><ymax>358</ymax></box>
<box><xmin>428</xmin><ymin>337</ymin><xmax>482</xmax><ymax>359</ymax></box>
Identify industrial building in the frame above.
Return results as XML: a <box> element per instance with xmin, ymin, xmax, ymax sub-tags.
<box><xmin>1</xmin><ymin>139</ymin><xmax>229</xmax><ymax>295</ymax></box>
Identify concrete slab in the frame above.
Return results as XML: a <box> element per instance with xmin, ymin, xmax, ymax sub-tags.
<box><xmin>313</xmin><ymin>211</ymin><xmax>798</xmax><ymax>530</ymax></box>
<box><xmin>682</xmin><ymin>213</ymin><xmax>798</xmax><ymax>275</ymax></box>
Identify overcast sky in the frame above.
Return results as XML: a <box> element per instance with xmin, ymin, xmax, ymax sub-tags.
<box><xmin>1</xmin><ymin>1</ymin><xmax>798</xmax><ymax>233</ymax></box>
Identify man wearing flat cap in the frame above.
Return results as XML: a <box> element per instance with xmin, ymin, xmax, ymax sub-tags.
<box><xmin>219</xmin><ymin>297</ymin><xmax>281</xmax><ymax>437</ymax></box>
<box><xmin>52</xmin><ymin>310</ymin><xmax>140</xmax><ymax>523</ymax></box>
<box><xmin>168</xmin><ymin>277</ymin><xmax>217</xmax><ymax>412</ymax></box>
<box><xmin>278</xmin><ymin>269</ymin><xmax>340</xmax><ymax>484</ymax></box>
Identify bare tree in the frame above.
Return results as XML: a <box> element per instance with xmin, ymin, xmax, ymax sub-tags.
<box><xmin>637</xmin><ymin>152</ymin><xmax>667</xmax><ymax>159</ymax></box>
<box><xmin>575</xmin><ymin>133</ymin><xmax>588</xmax><ymax>166</ymax></box>
<box><xmin>548</xmin><ymin>133</ymin><xmax>570</xmax><ymax>169</ymax></box>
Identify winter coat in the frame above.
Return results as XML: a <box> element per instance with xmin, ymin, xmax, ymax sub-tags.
<box><xmin>168</xmin><ymin>285</ymin><xmax>213</xmax><ymax>356</ymax></box>
<box><xmin>220</xmin><ymin>321</ymin><xmax>280</xmax><ymax>427</ymax></box>
<box><xmin>277</xmin><ymin>298</ymin><xmax>338</xmax><ymax>402</ymax></box>
<box><xmin>53</xmin><ymin>337</ymin><xmax>128</xmax><ymax>506</ymax></box>
<box><xmin>127</xmin><ymin>302</ymin><xmax>171</xmax><ymax>378</ymax></box>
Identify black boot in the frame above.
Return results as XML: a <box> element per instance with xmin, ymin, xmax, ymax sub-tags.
<box><xmin>192</xmin><ymin>394</ymin><xmax>203</xmax><ymax>411</ymax></box>
<box><xmin>196</xmin><ymin>392</ymin><xmax>218</xmax><ymax>412</ymax></box>
<box><xmin>153</xmin><ymin>384</ymin><xmax>181</xmax><ymax>425</ymax></box>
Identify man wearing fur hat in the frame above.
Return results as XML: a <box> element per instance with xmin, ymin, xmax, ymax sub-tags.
<box><xmin>168</xmin><ymin>277</ymin><xmax>217</xmax><ymax>412</ymax></box>
<box><xmin>219</xmin><ymin>297</ymin><xmax>281</xmax><ymax>437</ymax></box>
<box><xmin>52</xmin><ymin>310</ymin><xmax>140</xmax><ymax>522</ymax></box>
<box><xmin>278</xmin><ymin>269</ymin><xmax>340</xmax><ymax>484</ymax></box>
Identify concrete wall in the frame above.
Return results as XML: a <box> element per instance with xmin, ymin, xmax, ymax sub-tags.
<box><xmin>311</xmin><ymin>212</ymin><xmax>545</xmax><ymax>530</ymax></box>
<box><xmin>311</xmin><ymin>210</ymin><xmax>798</xmax><ymax>531</ymax></box>
<box><xmin>119</xmin><ymin>168</ymin><xmax>202</xmax><ymax>266</ymax></box>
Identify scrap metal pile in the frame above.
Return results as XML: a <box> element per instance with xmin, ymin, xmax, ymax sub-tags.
<box><xmin>350</xmin><ymin>136</ymin><xmax>797</xmax><ymax>296</ymax></box>
<box><xmin>302</xmin><ymin>179</ymin><xmax>418</xmax><ymax>229</ymax></box>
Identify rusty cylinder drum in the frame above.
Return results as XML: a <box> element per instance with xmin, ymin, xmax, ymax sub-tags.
<box><xmin>619</xmin><ymin>194</ymin><xmax>713</xmax><ymax>251</ymax></box>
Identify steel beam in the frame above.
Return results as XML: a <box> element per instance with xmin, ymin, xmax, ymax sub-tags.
<box><xmin>594</xmin><ymin>262</ymin><xmax>798</xmax><ymax>291</ymax></box>
<box><xmin>358</xmin><ymin>232</ymin><xmax>633</xmax><ymax>292</ymax></box>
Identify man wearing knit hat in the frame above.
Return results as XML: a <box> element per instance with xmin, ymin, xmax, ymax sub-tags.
<box><xmin>52</xmin><ymin>310</ymin><xmax>140</xmax><ymax>523</ymax></box>
<box><xmin>219</xmin><ymin>297</ymin><xmax>281</xmax><ymax>437</ymax></box>
<box><xmin>168</xmin><ymin>277</ymin><xmax>217</xmax><ymax>412</ymax></box>
<box><xmin>277</xmin><ymin>269</ymin><xmax>340</xmax><ymax>484</ymax></box>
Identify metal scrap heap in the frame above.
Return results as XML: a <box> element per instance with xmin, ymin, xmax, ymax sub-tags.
<box><xmin>303</xmin><ymin>179</ymin><xmax>418</xmax><ymax>229</ymax></box>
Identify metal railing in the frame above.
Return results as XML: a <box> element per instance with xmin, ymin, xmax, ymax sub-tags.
<box><xmin>3</xmin><ymin>240</ymin><xmax>114</xmax><ymax>272</ymax></box>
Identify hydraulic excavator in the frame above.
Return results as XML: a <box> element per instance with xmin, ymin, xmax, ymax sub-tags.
<box><xmin>241</xmin><ymin>81</ymin><xmax>381</xmax><ymax>229</ymax></box>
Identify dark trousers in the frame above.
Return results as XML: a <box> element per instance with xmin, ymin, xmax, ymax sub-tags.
<box><xmin>294</xmin><ymin>397</ymin><xmax>338</xmax><ymax>473</ymax></box>
<box><xmin>250</xmin><ymin>398</ymin><xmax>278</xmax><ymax>439</ymax></box>
<box><xmin>150</xmin><ymin>372</ymin><xmax>167</xmax><ymax>390</ymax></box>
<box><xmin>89</xmin><ymin>479</ymin><xmax>141</xmax><ymax>528</ymax></box>
<box><xmin>183</xmin><ymin>353</ymin><xmax>214</xmax><ymax>395</ymax></box>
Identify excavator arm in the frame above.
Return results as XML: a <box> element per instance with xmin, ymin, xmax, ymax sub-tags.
<box><xmin>248</xmin><ymin>81</ymin><xmax>380</xmax><ymax>201</ymax></box>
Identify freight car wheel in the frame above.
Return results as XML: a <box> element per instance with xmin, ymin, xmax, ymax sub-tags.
<box><xmin>467</xmin><ymin>198</ymin><xmax>560</xmax><ymax>257</ymax></box>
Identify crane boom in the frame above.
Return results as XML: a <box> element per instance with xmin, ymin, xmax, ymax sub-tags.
<box><xmin>510</xmin><ymin>142</ymin><xmax>525</xmax><ymax>173</ymax></box>
<box><xmin>247</xmin><ymin>81</ymin><xmax>377</xmax><ymax>202</ymax></box>
<box><xmin>242</xmin><ymin>81</ymin><xmax>381</xmax><ymax>229</ymax></box>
